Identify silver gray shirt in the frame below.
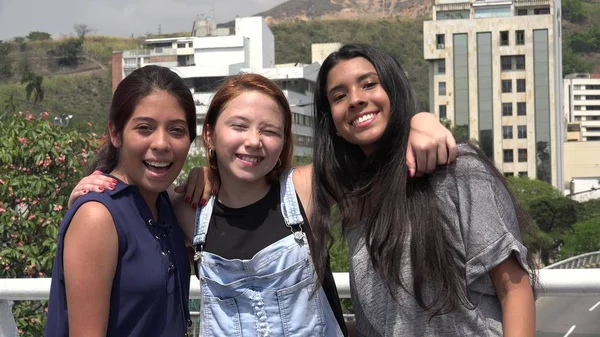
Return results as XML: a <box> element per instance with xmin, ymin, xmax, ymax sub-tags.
<box><xmin>347</xmin><ymin>146</ymin><xmax>531</xmax><ymax>337</ymax></box>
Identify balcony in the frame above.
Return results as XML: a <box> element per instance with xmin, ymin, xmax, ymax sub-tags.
<box><xmin>513</xmin><ymin>0</ymin><xmax>550</xmax><ymax>6</ymax></box>
<box><xmin>435</xmin><ymin>2</ymin><xmax>471</xmax><ymax>12</ymax></box>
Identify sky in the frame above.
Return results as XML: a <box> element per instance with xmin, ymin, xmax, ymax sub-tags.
<box><xmin>0</xmin><ymin>0</ymin><xmax>287</xmax><ymax>40</ymax></box>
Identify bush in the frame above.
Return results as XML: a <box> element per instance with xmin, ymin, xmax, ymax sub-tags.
<box><xmin>0</xmin><ymin>111</ymin><xmax>99</xmax><ymax>336</ymax></box>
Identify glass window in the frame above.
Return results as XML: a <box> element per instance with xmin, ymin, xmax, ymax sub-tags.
<box><xmin>501</xmin><ymin>56</ymin><xmax>512</xmax><ymax>71</ymax></box>
<box><xmin>502</xmin><ymin>103</ymin><xmax>513</xmax><ymax>116</ymax></box>
<box><xmin>438</xmin><ymin>59</ymin><xmax>446</xmax><ymax>74</ymax></box>
<box><xmin>502</xmin><ymin>79</ymin><xmax>512</xmax><ymax>93</ymax></box>
<box><xmin>503</xmin><ymin>126</ymin><xmax>513</xmax><ymax>139</ymax></box>
<box><xmin>518</xmin><ymin>125</ymin><xmax>527</xmax><ymax>138</ymax></box>
<box><xmin>516</xmin><ymin>55</ymin><xmax>526</xmax><ymax>70</ymax></box>
<box><xmin>439</xmin><ymin>82</ymin><xmax>447</xmax><ymax>96</ymax></box>
<box><xmin>500</xmin><ymin>31</ymin><xmax>509</xmax><ymax>46</ymax></box>
<box><xmin>516</xmin><ymin>30</ymin><xmax>525</xmax><ymax>45</ymax></box>
<box><xmin>436</xmin><ymin>34</ymin><xmax>445</xmax><ymax>49</ymax></box>
<box><xmin>439</xmin><ymin>105</ymin><xmax>447</xmax><ymax>119</ymax></box>
<box><xmin>517</xmin><ymin>79</ymin><xmax>526</xmax><ymax>92</ymax></box>
<box><xmin>503</xmin><ymin>149</ymin><xmax>514</xmax><ymax>163</ymax></box>
<box><xmin>517</xmin><ymin>102</ymin><xmax>526</xmax><ymax>116</ymax></box>
<box><xmin>518</xmin><ymin>149</ymin><xmax>528</xmax><ymax>162</ymax></box>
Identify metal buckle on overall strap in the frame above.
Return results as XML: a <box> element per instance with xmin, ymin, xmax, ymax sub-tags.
<box><xmin>286</xmin><ymin>220</ymin><xmax>305</xmax><ymax>242</ymax></box>
<box><xmin>193</xmin><ymin>244</ymin><xmax>204</xmax><ymax>262</ymax></box>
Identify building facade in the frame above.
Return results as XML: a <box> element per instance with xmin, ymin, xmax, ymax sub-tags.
<box><xmin>564</xmin><ymin>73</ymin><xmax>600</xmax><ymax>142</ymax></box>
<box><xmin>423</xmin><ymin>0</ymin><xmax>564</xmax><ymax>190</ymax></box>
<box><xmin>112</xmin><ymin>16</ymin><xmax>323</xmax><ymax>157</ymax></box>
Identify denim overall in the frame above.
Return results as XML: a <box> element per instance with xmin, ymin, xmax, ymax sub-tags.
<box><xmin>192</xmin><ymin>169</ymin><xmax>344</xmax><ymax>337</ymax></box>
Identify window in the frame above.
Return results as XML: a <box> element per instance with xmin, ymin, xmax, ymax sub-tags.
<box><xmin>504</xmin><ymin>172</ymin><xmax>514</xmax><ymax>177</ymax></box>
<box><xmin>503</xmin><ymin>149</ymin><xmax>514</xmax><ymax>163</ymax></box>
<box><xmin>516</xmin><ymin>55</ymin><xmax>525</xmax><ymax>70</ymax></box>
<box><xmin>436</xmin><ymin>34</ymin><xmax>445</xmax><ymax>49</ymax></box>
<box><xmin>517</xmin><ymin>79</ymin><xmax>526</xmax><ymax>92</ymax></box>
<box><xmin>518</xmin><ymin>171</ymin><xmax>528</xmax><ymax>177</ymax></box>
<box><xmin>177</xmin><ymin>43</ymin><xmax>186</xmax><ymax>48</ymax></box>
<box><xmin>517</xmin><ymin>9</ymin><xmax>528</xmax><ymax>16</ymax></box>
<box><xmin>518</xmin><ymin>149</ymin><xmax>528</xmax><ymax>162</ymax></box>
<box><xmin>502</xmin><ymin>103</ymin><xmax>513</xmax><ymax>116</ymax></box>
<box><xmin>518</xmin><ymin>125</ymin><xmax>527</xmax><ymax>138</ymax></box>
<box><xmin>439</xmin><ymin>105</ymin><xmax>447</xmax><ymax>119</ymax></box>
<box><xmin>534</xmin><ymin>7</ymin><xmax>550</xmax><ymax>15</ymax></box>
<box><xmin>503</xmin><ymin>126</ymin><xmax>513</xmax><ymax>139</ymax></box>
<box><xmin>188</xmin><ymin>42</ymin><xmax>193</xmax><ymax>48</ymax></box>
<box><xmin>439</xmin><ymin>82</ymin><xmax>446</xmax><ymax>96</ymax></box>
<box><xmin>502</xmin><ymin>79</ymin><xmax>512</xmax><ymax>93</ymax></box>
<box><xmin>501</xmin><ymin>56</ymin><xmax>512</xmax><ymax>71</ymax></box>
<box><xmin>516</xmin><ymin>30</ymin><xmax>525</xmax><ymax>45</ymax></box>
<box><xmin>517</xmin><ymin>102</ymin><xmax>526</xmax><ymax>116</ymax></box>
<box><xmin>438</xmin><ymin>59</ymin><xmax>446</xmax><ymax>74</ymax></box>
<box><xmin>500</xmin><ymin>31</ymin><xmax>509</xmax><ymax>46</ymax></box>
<box><xmin>574</xmin><ymin>85</ymin><xmax>582</xmax><ymax>90</ymax></box>
<box><xmin>574</xmin><ymin>105</ymin><xmax>582</xmax><ymax>111</ymax></box>
<box><xmin>574</xmin><ymin>95</ymin><xmax>582</xmax><ymax>100</ymax></box>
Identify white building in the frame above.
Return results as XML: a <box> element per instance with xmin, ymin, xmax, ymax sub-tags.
<box><xmin>112</xmin><ymin>16</ymin><xmax>326</xmax><ymax>157</ymax></box>
<box><xmin>423</xmin><ymin>0</ymin><xmax>564</xmax><ymax>190</ymax></box>
<box><xmin>564</xmin><ymin>73</ymin><xmax>600</xmax><ymax>142</ymax></box>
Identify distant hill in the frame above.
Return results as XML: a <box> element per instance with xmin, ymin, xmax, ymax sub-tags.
<box><xmin>256</xmin><ymin>0</ymin><xmax>431</xmax><ymax>23</ymax></box>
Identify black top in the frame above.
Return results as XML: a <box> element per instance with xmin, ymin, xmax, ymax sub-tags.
<box><xmin>203</xmin><ymin>182</ymin><xmax>348</xmax><ymax>336</ymax></box>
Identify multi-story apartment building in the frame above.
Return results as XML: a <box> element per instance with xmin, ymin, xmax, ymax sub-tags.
<box><xmin>564</xmin><ymin>73</ymin><xmax>600</xmax><ymax>142</ymax></box>
<box><xmin>112</xmin><ymin>16</ymin><xmax>323</xmax><ymax>157</ymax></box>
<box><xmin>423</xmin><ymin>0</ymin><xmax>564</xmax><ymax>190</ymax></box>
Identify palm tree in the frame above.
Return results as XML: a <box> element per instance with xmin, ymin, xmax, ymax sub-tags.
<box><xmin>22</xmin><ymin>73</ymin><xmax>44</xmax><ymax>106</ymax></box>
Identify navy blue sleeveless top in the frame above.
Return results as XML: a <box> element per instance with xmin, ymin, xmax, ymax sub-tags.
<box><xmin>45</xmin><ymin>177</ymin><xmax>191</xmax><ymax>336</ymax></box>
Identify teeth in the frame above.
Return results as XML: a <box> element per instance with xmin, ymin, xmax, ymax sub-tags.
<box><xmin>146</xmin><ymin>161</ymin><xmax>170</xmax><ymax>167</ymax></box>
<box><xmin>352</xmin><ymin>113</ymin><xmax>376</xmax><ymax>125</ymax></box>
<box><xmin>238</xmin><ymin>155</ymin><xmax>261</xmax><ymax>163</ymax></box>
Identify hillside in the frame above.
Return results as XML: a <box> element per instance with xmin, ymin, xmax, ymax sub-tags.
<box><xmin>257</xmin><ymin>0</ymin><xmax>431</xmax><ymax>23</ymax></box>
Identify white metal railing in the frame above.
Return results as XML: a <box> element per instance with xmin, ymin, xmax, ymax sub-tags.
<box><xmin>2</xmin><ymin>269</ymin><xmax>600</xmax><ymax>335</ymax></box>
<box><xmin>544</xmin><ymin>251</ymin><xmax>600</xmax><ymax>269</ymax></box>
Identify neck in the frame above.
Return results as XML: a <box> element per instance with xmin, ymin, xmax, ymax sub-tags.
<box><xmin>217</xmin><ymin>173</ymin><xmax>271</xmax><ymax>208</ymax></box>
<box><xmin>110</xmin><ymin>167</ymin><xmax>160</xmax><ymax>219</ymax></box>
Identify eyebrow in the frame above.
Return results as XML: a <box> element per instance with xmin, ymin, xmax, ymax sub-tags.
<box><xmin>327</xmin><ymin>72</ymin><xmax>379</xmax><ymax>96</ymax></box>
<box><xmin>131</xmin><ymin>116</ymin><xmax>188</xmax><ymax>125</ymax></box>
<box><xmin>226</xmin><ymin>115</ymin><xmax>283</xmax><ymax>130</ymax></box>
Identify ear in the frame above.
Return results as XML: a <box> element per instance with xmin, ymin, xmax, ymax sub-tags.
<box><xmin>108</xmin><ymin>120</ymin><xmax>122</xmax><ymax>148</ymax></box>
<box><xmin>203</xmin><ymin>124</ymin><xmax>215</xmax><ymax>149</ymax></box>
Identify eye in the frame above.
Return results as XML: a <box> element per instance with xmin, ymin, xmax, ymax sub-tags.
<box><xmin>364</xmin><ymin>82</ymin><xmax>378</xmax><ymax>89</ymax></box>
<box><xmin>331</xmin><ymin>94</ymin><xmax>345</xmax><ymax>103</ymax></box>
<box><xmin>170</xmin><ymin>126</ymin><xmax>188</xmax><ymax>135</ymax></box>
<box><xmin>231</xmin><ymin>124</ymin><xmax>247</xmax><ymax>131</ymax></box>
<box><xmin>135</xmin><ymin>124</ymin><xmax>153</xmax><ymax>133</ymax></box>
<box><xmin>264</xmin><ymin>130</ymin><xmax>281</xmax><ymax>137</ymax></box>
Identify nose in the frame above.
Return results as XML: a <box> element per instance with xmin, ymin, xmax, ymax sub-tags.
<box><xmin>244</xmin><ymin>129</ymin><xmax>262</xmax><ymax>148</ymax></box>
<box><xmin>151</xmin><ymin>129</ymin><xmax>170</xmax><ymax>151</ymax></box>
<box><xmin>348</xmin><ymin>89</ymin><xmax>367</xmax><ymax>110</ymax></box>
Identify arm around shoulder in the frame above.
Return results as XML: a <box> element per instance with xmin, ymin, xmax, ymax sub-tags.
<box><xmin>63</xmin><ymin>202</ymin><xmax>118</xmax><ymax>337</ymax></box>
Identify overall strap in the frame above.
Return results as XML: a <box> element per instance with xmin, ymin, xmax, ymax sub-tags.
<box><xmin>279</xmin><ymin>168</ymin><xmax>305</xmax><ymax>240</ymax></box>
<box><xmin>192</xmin><ymin>195</ymin><xmax>216</xmax><ymax>248</ymax></box>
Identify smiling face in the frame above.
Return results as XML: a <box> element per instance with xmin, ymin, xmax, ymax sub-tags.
<box><xmin>109</xmin><ymin>90</ymin><xmax>191</xmax><ymax>199</ymax></box>
<box><xmin>205</xmin><ymin>90</ymin><xmax>285</xmax><ymax>185</ymax></box>
<box><xmin>326</xmin><ymin>57</ymin><xmax>391</xmax><ymax>156</ymax></box>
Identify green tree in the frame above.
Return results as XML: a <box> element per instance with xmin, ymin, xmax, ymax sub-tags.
<box><xmin>47</xmin><ymin>39</ymin><xmax>83</xmax><ymax>67</ymax></box>
<box><xmin>0</xmin><ymin>111</ymin><xmax>99</xmax><ymax>336</ymax></box>
<box><xmin>0</xmin><ymin>41</ymin><xmax>13</xmax><ymax>81</ymax></box>
<box><xmin>22</xmin><ymin>73</ymin><xmax>44</xmax><ymax>106</ymax></box>
<box><xmin>26</xmin><ymin>31</ymin><xmax>52</xmax><ymax>41</ymax></box>
<box><xmin>563</xmin><ymin>0</ymin><xmax>586</xmax><ymax>23</ymax></box>
<box><xmin>560</xmin><ymin>216</ymin><xmax>600</xmax><ymax>258</ymax></box>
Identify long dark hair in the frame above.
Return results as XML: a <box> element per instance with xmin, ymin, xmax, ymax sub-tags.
<box><xmin>310</xmin><ymin>44</ymin><xmax>537</xmax><ymax>316</ymax></box>
<box><xmin>90</xmin><ymin>65</ymin><xmax>197</xmax><ymax>173</ymax></box>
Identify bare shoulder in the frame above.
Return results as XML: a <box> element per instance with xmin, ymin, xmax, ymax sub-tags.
<box><xmin>68</xmin><ymin>202</ymin><xmax>116</xmax><ymax>237</ymax></box>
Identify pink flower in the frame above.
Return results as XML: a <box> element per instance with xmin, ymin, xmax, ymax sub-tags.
<box><xmin>39</xmin><ymin>272</ymin><xmax>44</xmax><ymax>277</ymax></box>
<box><xmin>25</xmin><ymin>113</ymin><xmax>34</xmax><ymax>120</ymax></box>
<box><xmin>0</xmin><ymin>179</ymin><xmax>5</xmax><ymax>185</ymax></box>
<box><xmin>15</xmin><ymin>198</ymin><xmax>20</xmax><ymax>203</ymax></box>
<box><xmin>40</xmin><ymin>111</ymin><xmax>50</xmax><ymax>120</ymax></box>
<box><xmin>17</xmin><ymin>137</ymin><xmax>28</xmax><ymax>145</ymax></box>
<box><xmin>30</xmin><ymin>263</ymin><xmax>36</xmax><ymax>268</ymax></box>
<box><xmin>32</xmin><ymin>200</ymin><xmax>38</xmax><ymax>205</ymax></box>
<box><xmin>4</xmin><ymin>266</ymin><xmax>10</xmax><ymax>270</ymax></box>
<box><xmin>87</xmin><ymin>122</ymin><xmax>92</xmax><ymax>127</ymax></box>
<box><xmin>28</xmin><ymin>215</ymin><xmax>35</xmax><ymax>220</ymax></box>
<box><xmin>0</xmin><ymin>207</ymin><xmax>5</xmax><ymax>213</ymax></box>
<box><xmin>53</xmin><ymin>205</ymin><xmax>63</xmax><ymax>211</ymax></box>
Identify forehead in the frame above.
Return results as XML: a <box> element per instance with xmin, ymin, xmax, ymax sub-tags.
<box><xmin>218</xmin><ymin>90</ymin><xmax>285</xmax><ymax>124</ymax></box>
<box><xmin>131</xmin><ymin>90</ymin><xmax>187</xmax><ymax>121</ymax></box>
<box><xmin>326</xmin><ymin>57</ymin><xmax>377</xmax><ymax>90</ymax></box>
